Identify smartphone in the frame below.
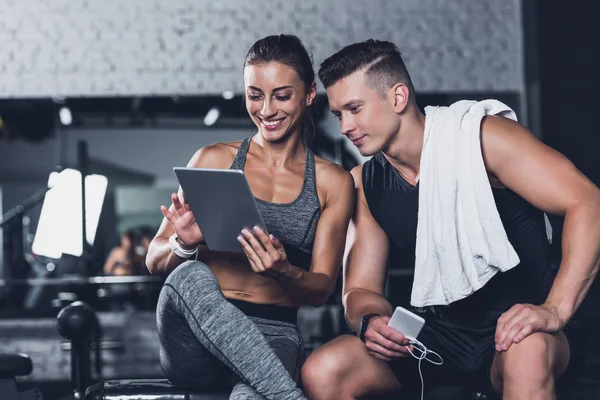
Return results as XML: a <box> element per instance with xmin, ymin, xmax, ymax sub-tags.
<box><xmin>387</xmin><ymin>306</ymin><xmax>425</xmax><ymax>341</ymax></box>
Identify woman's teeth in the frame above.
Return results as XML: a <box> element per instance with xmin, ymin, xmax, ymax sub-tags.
<box><xmin>263</xmin><ymin>119</ymin><xmax>283</xmax><ymax>126</ymax></box>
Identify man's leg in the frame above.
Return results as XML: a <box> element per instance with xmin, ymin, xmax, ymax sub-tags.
<box><xmin>301</xmin><ymin>335</ymin><xmax>403</xmax><ymax>400</ymax></box>
<box><xmin>490</xmin><ymin>331</ymin><xmax>570</xmax><ymax>400</ymax></box>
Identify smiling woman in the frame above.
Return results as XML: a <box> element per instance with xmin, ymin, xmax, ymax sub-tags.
<box><xmin>243</xmin><ymin>35</ymin><xmax>317</xmax><ymax>146</ymax></box>
<box><xmin>144</xmin><ymin>34</ymin><xmax>355</xmax><ymax>399</ymax></box>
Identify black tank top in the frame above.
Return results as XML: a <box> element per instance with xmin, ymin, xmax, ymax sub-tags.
<box><xmin>230</xmin><ymin>137</ymin><xmax>321</xmax><ymax>270</ymax></box>
<box><xmin>362</xmin><ymin>152</ymin><xmax>554</xmax><ymax>314</ymax></box>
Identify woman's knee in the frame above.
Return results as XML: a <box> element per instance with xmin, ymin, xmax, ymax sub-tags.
<box><xmin>158</xmin><ymin>260</ymin><xmax>222</xmax><ymax>319</ymax></box>
<box><xmin>164</xmin><ymin>260</ymin><xmax>220</xmax><ymax>293</ymax></box>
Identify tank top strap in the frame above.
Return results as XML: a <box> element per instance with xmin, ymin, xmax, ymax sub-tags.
<box><xmin>303</xmin><ymin>148</ymin><xmax>318</xmax><ymax>197</ymax></box>
<box><xmin>230</xmin><ymin>137</ymin><xmax>252</xmax><ymax>170</ymax></box>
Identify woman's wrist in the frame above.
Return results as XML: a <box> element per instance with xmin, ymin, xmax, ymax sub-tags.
<box><xmin>272</xmin><ymin>263</ymin><xmax>302</xmax><ymax>281</ymax></box>
<box><xmin>176</xmin><ymin>236</ymin><xmax>199</xmax><ymax>250</ymax></box>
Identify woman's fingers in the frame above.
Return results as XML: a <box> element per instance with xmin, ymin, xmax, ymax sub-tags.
<box><xmin>161</xmin><ymin>205</ymin><xmax>175</xmax><ymax>223</ymax></box>
<box><xmin>180</xmin><ymin>191</ymin><xmax>191</xmax><ymax>211</ymax></box>
<box><xmin>252</xmin><ymin>227</ymin><xmax>282</xmax><ymax>261</ymax></box>
<box><xmin>238</xmin><ymin>235</ymin><xmax>265</xmax><ymax>273</ymax></box>
<box><xmin>171</xmin><ymin>193</ymin><xmax>183</xmax><ymax>216</ymax></box>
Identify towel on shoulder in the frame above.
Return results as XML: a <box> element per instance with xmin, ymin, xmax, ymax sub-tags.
<box><xmin>412</xmin><ymin>99</ymin><xmax>535</xmax><ymax>307</ymax></box>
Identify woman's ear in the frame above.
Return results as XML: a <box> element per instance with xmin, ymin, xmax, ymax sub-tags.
<box><xmin>306</xmin><ymin>82</ymin><xmax>317</xmax><ymax>106</ymax></box>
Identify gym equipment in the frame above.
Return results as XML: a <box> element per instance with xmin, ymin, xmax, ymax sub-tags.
<box><xmin>0</xmin><ymin>353</ymin><xmax>42</xmax><ymax>400</ymax></box>
<box><xmin>57</xmin><ymin>301</ymin><xmax>100</xmax><ymax>400</ymax></box>
<box><xmin>84</xmin><ymin>379</ymin><xmax>229</xmax><ymax>400</ymax></box>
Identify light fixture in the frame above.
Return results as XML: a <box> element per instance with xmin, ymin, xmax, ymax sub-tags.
<box><xmin>32</xmin><ymin>168</ymin><xmax>108</xmax><ymax>258</ymax></box>
<box><xmin>59</xmin><ymin>107</ymin><xmax>72</xmax><ymax>126</ymax></box>
<box><xmin>203</xmin><ymin>107</ymin><xmax>220</xmax><ymax>126</ymax></box>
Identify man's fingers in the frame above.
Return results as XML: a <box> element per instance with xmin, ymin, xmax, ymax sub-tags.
<box><xmin>367</xmin><ymin>351</ymin><xmax>391</xmax><ymax>363</ymax></box>
<box><xmin>496</xmin><ymin>310</ymin><xmax>529</xmax><ymax>351</ymax></box>
<box><xmin>370</xmin><ymin>317</ymin><xmax>409</xmax><ymax>346</ymax></box>
<box><xmin>378</xmin><ymin>326</ymin><xmax>410</xmax><ymax>346</ymax></box>
<box><xmin>513</xmin><ymin>324</ymin><xmax>535</xmax><ymax>344</ymax></box>
<box><xmin>366</xmin><ymin>331</ymin><xmax>409</xmax><ymax>353</ymax></box>
<box><xmin>365</xmin><ymin>341</ymin><xmax>407</xmax><ymax>359</ymax></box>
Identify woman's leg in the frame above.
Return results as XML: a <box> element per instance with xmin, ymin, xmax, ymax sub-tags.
<box><xmin>229</xmin><ymin>318</ymin><xmax>304</xmax><ymax>400</ymax></box>
<box><xmin>158</xmin><ymin>281</ymin><xmax>231</xmax><ymax>390</ymax></box>
<box><xmin>157</xmin><ymin>260</ymin><xmax>306</xmax><ymax>400</ymax></box>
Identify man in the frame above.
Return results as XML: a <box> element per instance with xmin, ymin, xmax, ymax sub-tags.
<box><xmin>301</xmin><ymin>39</ymin><xmax>600</xmax><ymax>399</ymax></box>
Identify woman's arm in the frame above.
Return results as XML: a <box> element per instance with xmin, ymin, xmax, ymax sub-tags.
<box><xmin>146</xmin><ymin>143</ymin><xmax>235</xmax><ymax>275</ymax></box>
<box><xmin>238</xmin><ymin>162</ymin><xmax>355</xmax><ymax>306</ymax></box>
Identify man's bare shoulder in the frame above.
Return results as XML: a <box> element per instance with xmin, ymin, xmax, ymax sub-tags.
<box><xmin>349</xmin><ymin>164</ymin><xmax>364</xmax><ymax>189</ymax></box>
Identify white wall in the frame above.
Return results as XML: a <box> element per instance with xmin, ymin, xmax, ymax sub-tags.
<box><xmin>0</xmin><ymin>0</ymin><xmax>523</xmax><ymax>97</ymax></box>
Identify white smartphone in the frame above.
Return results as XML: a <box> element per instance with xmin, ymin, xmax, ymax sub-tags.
<box><xmin>387</xmin><ymin>306</ymin><xmax>425</xmax><ymax>341</ymax></box>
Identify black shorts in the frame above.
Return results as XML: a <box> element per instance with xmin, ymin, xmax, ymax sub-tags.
<box><xmin>389</xmin><ymin>306</ymin><xmax>586</xmax><ymax>398</ymax></box>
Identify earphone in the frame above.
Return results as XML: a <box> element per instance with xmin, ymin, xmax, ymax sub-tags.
<box><xmin>406</xmin><ymin>338</ymin><xmax>443</xmax><ymax>400</ymax></box>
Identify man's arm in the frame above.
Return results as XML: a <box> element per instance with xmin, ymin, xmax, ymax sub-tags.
<box><xmin>343</xmin><ymin>165</ymin><xmax>413</xmax><ymax>362</ymax></box>
<box><xmin>481</xmin><ymin>115</ymin><xmax>600</xmax><ymax>348</ymax></box>
<box><xmin>343</xmin><ymin>165</ymin><xmax>393</xmax><ymax>331</ymax></box>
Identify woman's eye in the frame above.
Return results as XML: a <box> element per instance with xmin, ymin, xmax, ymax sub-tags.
<box><xmin>276</xmin><ymin>96</ymin><xmax>291</xmax><ymax>101</ymax></box>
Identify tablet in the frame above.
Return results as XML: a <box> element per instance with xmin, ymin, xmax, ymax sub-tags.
<box><xmin>173</xmin><ymin>167</ymin><xmax>268</xmax><ymax>253</ymax></box>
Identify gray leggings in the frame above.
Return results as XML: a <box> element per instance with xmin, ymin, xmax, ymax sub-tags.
<box><xmin>157</xmin><ymin>260</ymin><xmax>307</xmax><ymax>400</ymax></box>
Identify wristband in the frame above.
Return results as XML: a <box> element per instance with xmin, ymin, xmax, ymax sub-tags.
<box><xmin>169</xmin><ymin>233</ymin><xmax>198</xmax><ymax>259</ymax></box>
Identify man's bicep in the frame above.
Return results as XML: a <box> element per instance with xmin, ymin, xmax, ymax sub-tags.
<box><xmin>343</xmin><ymin>190</ymin><xmax>390</xmax><ymax>297</ymax></box>
<box><xmin>482</xmin><ymin>116</ymin><xmax>598</xmax><ymax>216</ymax></box>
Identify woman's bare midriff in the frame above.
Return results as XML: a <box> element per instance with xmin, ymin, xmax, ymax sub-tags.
<box><xmin>195</xmin><ymin>247</ymin><xmax>299</xmax><ymax>308</ymax></box>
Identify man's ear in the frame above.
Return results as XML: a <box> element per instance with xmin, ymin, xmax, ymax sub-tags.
<box><xmin>391</xmin><ymin>83</ymin><xmax>410</xmax><ymax>113</ymax></box>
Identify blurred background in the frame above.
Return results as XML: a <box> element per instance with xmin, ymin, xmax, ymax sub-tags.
<box><xmin>0</xmin><ymin>0</ymin><xmax>598</xmax><ymax>399</ymax></box>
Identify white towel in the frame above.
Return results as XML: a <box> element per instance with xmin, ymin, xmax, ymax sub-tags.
<box><xmin>411</xmin><ymin>99</ymin><xmax>521</xmax><ymax>307</ymax></box>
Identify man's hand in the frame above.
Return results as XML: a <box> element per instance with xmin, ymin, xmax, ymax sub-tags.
<box><xmin>364</xmin><ymin>316</ymin><xmax>414</xmax><ymax>362</ymax></box>
<box><xmin>494</xmin><ymin>303</ymin><xmax>563</xmax><ymax>352</ymax></box>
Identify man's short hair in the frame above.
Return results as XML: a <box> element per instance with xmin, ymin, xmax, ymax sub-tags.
<box><xmin>318</xmin><ymin>39</ymin><xmax>415</xmax><ymax>99</ymax></box>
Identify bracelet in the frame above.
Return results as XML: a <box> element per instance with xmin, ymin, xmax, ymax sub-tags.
<box><xmin>169</xmin><ymin>233</ymin><xmax>198</xmax><ymax>259</ymax></box>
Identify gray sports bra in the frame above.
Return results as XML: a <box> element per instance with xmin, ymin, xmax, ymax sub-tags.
<box><xmin>230</xmin><ymin>137</ymin><xmax>321</xmax><ymax>270</ymax></box>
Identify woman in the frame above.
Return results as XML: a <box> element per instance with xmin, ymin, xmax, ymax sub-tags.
<box><xmin>146</xmin><ymin>34</ymin><xmax>354</xmax><ymax>400</ymax></box>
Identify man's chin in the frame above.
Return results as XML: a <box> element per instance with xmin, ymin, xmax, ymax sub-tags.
<box><xmin>356</xmin><ymin>145</ymin><xmax>377</xmax><ymax>157</ymax></box>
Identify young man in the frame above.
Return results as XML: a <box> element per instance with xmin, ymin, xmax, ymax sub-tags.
<box><xmin>301</xmin><ymin>39</ymin><xmax>600</xmax><ymax>399</ymax></box>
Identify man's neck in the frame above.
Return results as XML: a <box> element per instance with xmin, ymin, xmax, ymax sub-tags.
<box><xmin>383</xmin><ymin>108</ymin><xmax>426</xmax><ymax>183</ymax></box>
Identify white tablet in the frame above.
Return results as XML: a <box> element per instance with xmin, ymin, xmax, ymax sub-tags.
<box><xmin>173</xmin><ymin>167</ymin><xmax>267</xmax><ymax>253</ymax></box>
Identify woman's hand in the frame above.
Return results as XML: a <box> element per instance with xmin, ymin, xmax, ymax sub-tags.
<box><xmin>237</xmin><ymin>226</ymin><xmax>292</xmax><ymax>276</ymax></box>
<box><xmin>161</xmin><ymin>192</ymin><xmax>203</xmax><ymax>248</ymax></box>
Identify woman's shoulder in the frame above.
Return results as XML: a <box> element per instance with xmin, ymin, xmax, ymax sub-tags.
<box><xmin>313</xmin><ymin>154</ymin><xmax>351</xmax><ymax>178</ymax></box>
<box><xmin>187</xmin><ymin>140</ymin><xmax>244</xmax><ymax>168</ymax></box>
<box><xmin>313</xmin><ymin>155</ymin><xmax>354</xmax><ymax>194</ymax></box>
